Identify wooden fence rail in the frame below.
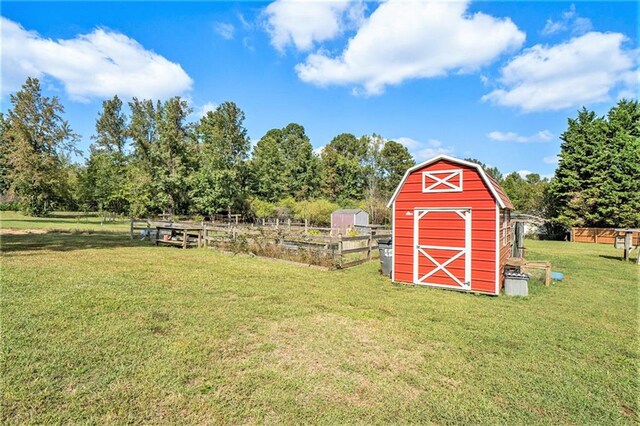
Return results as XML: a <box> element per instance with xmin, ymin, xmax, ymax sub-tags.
<box><xmin>571</xmin><ymin>227</ymin><xmax>639</xmax><ymax>245</ymax></box>
<box><xmin>134</xmin><ymin>218</ymin><xmax>391</xmax><ymax>269</ymax></box>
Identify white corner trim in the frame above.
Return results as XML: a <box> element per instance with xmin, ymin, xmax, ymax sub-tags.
<box><xmin>495</xmin><ymin>203</ymin><xmax>500</xmax><ymax>296</ymax></box>
<box><xmin>391</xmin><ymin>201</ymin><xmax>396</xmax><ymax>282</ymax></box>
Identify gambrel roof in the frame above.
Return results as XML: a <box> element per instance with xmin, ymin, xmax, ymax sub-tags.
<box><xmin>387</xmin><ymin>154</ymin><xmax>514</xmax><ymax>209</ymax></box>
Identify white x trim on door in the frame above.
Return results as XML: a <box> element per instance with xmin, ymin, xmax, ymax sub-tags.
<box><xmin>422</xmin><ymin>169</ymin><xmax>463</xmax><ymax>193</ymax></box>
<box><xmin>413</xmin><ymin>208</ymin><xmax>471</xmax><ymax>289</ymax></box>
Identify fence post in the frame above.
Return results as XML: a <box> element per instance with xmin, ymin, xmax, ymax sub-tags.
<box><xmin>304</xmin><ymin>219</ymin><xmax>308</xmax><ymax>234</ymax></box>
<box><xmin>232</xmin><ymin>226</ymin><xmax>237</xmax><ymax>242</ymax></box>
<box><xmin>594</xmin><ymin>228</ymin><xmax>598</xmax><ymax>244</ymax></box>
<box><xmin>338</xmin><ymin>233</ymin><xmax>343</xmax><ymax>265</ymax></box>
<box><xmin>130</xmin><ymin>218</ymin><xmax>134</xmax><ymax>239</ymax></box>
<box><xmin>367</xmin><ymin>233</ymin><xmax>372</xmax><ymax>261</ymax></box>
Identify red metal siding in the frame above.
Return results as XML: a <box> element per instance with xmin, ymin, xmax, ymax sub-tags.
<box><xmin>393</xmin><ymin>159</ymin><xmax>498</xmax><ymax>294</ymax></box>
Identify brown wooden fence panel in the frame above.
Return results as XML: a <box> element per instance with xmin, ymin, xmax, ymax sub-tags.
<box><xmin>572</xmin><ymin>227</ymin><xmax>639</xmax><ymax>245</ymax></box>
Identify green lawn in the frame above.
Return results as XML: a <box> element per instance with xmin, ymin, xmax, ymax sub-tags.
<box><xmin>0</xmin><ymin>211</ymin><xmax>130</xmax><ymax>233</ymax></box>
<box><xmin>1</xmin><ymin>224</ymin><xmax>638</xmax><ymax>423</ymax></box>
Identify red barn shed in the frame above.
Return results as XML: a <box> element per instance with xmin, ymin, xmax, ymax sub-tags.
<box><xmin>387</xmin><ymin>155</ymin><xmax>513</xmax><ymax>295</ymax></box>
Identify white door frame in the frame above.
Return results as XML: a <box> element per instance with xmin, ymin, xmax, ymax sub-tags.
<box><xmin>413</xmin><ymin>207</ymin><xmax>472</xmax><ymax>290</ymax></box>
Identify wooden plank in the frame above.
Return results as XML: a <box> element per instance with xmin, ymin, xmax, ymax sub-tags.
<box><xmin>340</xmin><ymin>235</ymin><xmax>371</xmax><ymax>242</ymax></box>
<box><xmin>341</xmin><ymin>247</ymin><xmax>371</xmax><ymax>255</ymax></box>
<box><xmin>340</xmin><ymin>258</ymin><xmax>370</xmax><ymax>268</ymax></box>
<box><xmin>155</xmin><ymin>239</ymin><xmax>184</xmax><ymax>246</ymax></box>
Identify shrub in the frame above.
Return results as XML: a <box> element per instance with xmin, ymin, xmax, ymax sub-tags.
<box><xmin>0</xmin><ymin>201</ymin><xmax>20</xmax><ymax>211</ymax></box>
<box><xmin>294</xmin><ymin>199</ymin><xmax>339</xmax><ymax>226</ymax></box>
<box><xmin>249</xmin><ymin>198</ymin><xmax>276</xmax><ymax>220</ymax></box>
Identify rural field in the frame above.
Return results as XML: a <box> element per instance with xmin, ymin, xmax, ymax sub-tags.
<box><xmin>1</xmin><ymin>213</ymin><xmax>638</xmax><ymax>424</ymax></box>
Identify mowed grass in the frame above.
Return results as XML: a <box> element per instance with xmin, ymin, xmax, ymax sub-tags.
<box><xmin>1</xmin><ymin>228</ymin><xmax>638</xmax><ymax>423</ymax></box>
<box><xmin>0</xmin><ymin>211</ymin><xmax>130</xmax><ymax>233</ymax></box>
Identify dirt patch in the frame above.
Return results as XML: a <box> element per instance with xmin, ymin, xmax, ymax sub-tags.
<box><xmin>0</xmin><ymin>228</ymin><xmax>47</xmax><ymax>235</ymax></box>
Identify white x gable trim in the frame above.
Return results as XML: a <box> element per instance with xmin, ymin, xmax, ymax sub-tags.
<box><xmin>387</xmin><ymin>154</ymin><xmax>506</xmax><ymax>209</ymax></box>
<box><xmin>422</xmin><ymin>169</ymin><xmax>463</xmax><ymax>193</ymax></box>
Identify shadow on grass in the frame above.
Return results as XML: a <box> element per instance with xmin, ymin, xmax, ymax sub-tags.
<box><xmin>598</xmin><ymin>254</ymin><xmax>626</xmax><ymax>262</ymax></box>
<box><xmin>0</xmin><ymin>232</ymin><xmax>150</xmax><ymax>254</ymax></box>
<box><xmin>1</xmin><ymin>218</ymin><xmax>127</xmax><ymax>225</ymax></box>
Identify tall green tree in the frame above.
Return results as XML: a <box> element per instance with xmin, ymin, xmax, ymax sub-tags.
<box><xmin>127</xmin><ymin>98</ymin><xmax>159</xmax><ymax>216</ymax></box>
<box><xmin>252</xmin><ymin>123</ymin><xmax>321</xmax><ymax>201</ymax></box>
<box><xmin>549</xmin><ymin>101</ymin><xmax>640</xmax><ymax>227</ymax></box>
<box><xmin>548</xmin><ymin>108</ymin><xmax>608</xmax><ymax>226</ymax></box>
<box><xmin>280</xmin><ymin>123</ymin><xmax>321</xmax><ymax>199</ymax></box>
<box><xmin>502</xmin><ymin>172</ymin><xmax>549</xmax><ymax>216</ymax></box>
<box><xmin>82</xmin><ymin>95</ymin><xmax>130</xmax><ymax>214</ymax></box>
<box><xmin>599</xmin><ymin>100</ymin><xmax>640</xmax><ymax>227</ymax></box>
<box><xmin>321</xmin><ymin>133</ymin><xmax>368</xmax><ymax>201</ymax></box>
<box><xmin>155</xmin><ymin>97</ymin><xmax>194</xmax><ymax>215</ymax></box>
<box><xmin>379</xmin><ymin>140</ymin><xmax>414</xmax><ymax>194</ymax></box>
<box><xmin>0</xmin><ymin>113</ymin><xmax>11</xmax><ymax>195</ymax></box>
<box><xmin>190</xmin><ymin>101</ymin><xmax>250</xmax><ymax>215</ymax></box>
<box><xmin>3</xmin><ymin>77</ymin><xmax>79</xmax><ymax>215</ymax></box>
<box><xmin>464</xmin><ymin>157</ymin><xmax>503</xmax><ymax>182</ymax></box>
<box><xmin>252</xmin><ymin>128</ymin><xmax>287</xmax><ymax>201</ymax></box>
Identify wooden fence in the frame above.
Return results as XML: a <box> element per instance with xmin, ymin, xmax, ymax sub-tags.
<box><xmin>131</xmin><ymin>218</ymin><xmax>391</xmax><ymax>268</ymax></box>
<box><xmin>201</xmin><ymin>224</ymin><xmax>391</xmax><ymax>268</ymax></box>
<box><xmin>571</xmin><ymin>227</ymin><xmax>639</xmax><ymax>245</ymax></box>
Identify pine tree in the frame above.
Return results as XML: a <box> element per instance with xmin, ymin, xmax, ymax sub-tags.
<box><xmin>549</xmin><ymin>108</ymin><xmax>608</xmax><ymax>226</ymax></box>
<box><xmin>599</xmin><ymin>100</ymin><xmax>640</xmax><ymax>227</ymax></box>
<box><xmin>549</xmin><ymin>102</ymin><xmax>639</xmax><ymax>227</ymax></box>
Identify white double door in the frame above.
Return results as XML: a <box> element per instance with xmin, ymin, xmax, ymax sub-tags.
<box><xmin>413</xmin><ymin>208</ymin><xmax>471</xmax><ymax>289</ymax></box>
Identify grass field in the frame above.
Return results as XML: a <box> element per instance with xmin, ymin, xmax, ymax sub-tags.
<box><xmin>1</xmin><ymin>215</ymin><xmax>638</xmax><ymax>423</ymax></box>
<box><xmin>0</xmin><ymin>211</ymin><xmax>130</xmax><ymax>233</ymax></box>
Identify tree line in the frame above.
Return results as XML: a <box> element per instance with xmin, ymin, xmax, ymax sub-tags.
<box><xmin>1</xmin><ymin>77</ymin><xmax>637</xmax><ymax>229</ymax></box>
<box><xmin>0</xmin><ymin>78</ymin><xmax>414</xmax><ymax>224</ymax></box>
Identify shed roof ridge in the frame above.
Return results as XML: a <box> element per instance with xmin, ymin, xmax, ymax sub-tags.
<box><xmin>386</xmin><ymin>154</ymin><xmax>513</xmax><ymax>209</ymax></box>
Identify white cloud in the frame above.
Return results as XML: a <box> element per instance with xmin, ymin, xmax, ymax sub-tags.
<box><xmin>1</xmin><ymin>17</ymin><xmax>192</xmax><ymax>101</ymax></box>
<box><xmin>237</xmin><ymin>13</ymin><xmax>252</xmax><ymax>31</ymax></box>
<box><xmin>195</xmin><ymin>102</ymin><xmax>217</xmax><ymax>119</ymax></box>
<box><xmin>394</xmin><ymin>137</ymin><xmax>421</xmax><ymax>151</ymax></box>
<box><xmin>487</xmin><ymin>130</ymin><xmax>554</xmax><ymax>143</ymax></box>
<box><xmin>544</xmin><ymin>154</ymin><xmax>559</xmax><ymax>165</ymax></box>
<box><xmin>395</xmin><ymin>137</ymin><xmax>454</xmax><ymax>162</ymax></box>
<box><xmin>541</xmin><ymin>4</ymin><xmax>592</xmax><ymax>36</ymax></box>
<box><xmin>295</xmin><ymin>0</ymin><xmax>525</xmax><ymax>95</ymax></box>
<box><xmin>483</xmin><ymin>32</ymin><xmax>638</xmax><ymax>112</ymax></box>
<box><xmin>313</xmin><ymin>145</ymin><xmax>325</xmax><ymax>155</ymax></box>
<box><xmin>514</xmin><ymin>169</ymin><xmax>554</xmax><ymax>180</ymax></box>
<box><xmin>516</xmin><ymin>169</ymin><xmax>533</xmax><ymax>179</ymax></box>
<box><xmin>263</xmin><ymin>0</ymin><xmax>365</xmax><ymax>52</ymax></box>
<box><xmin>214</xmin><ymin>22</ymin><xmax>235</xmax><ymax>40</ymax></box>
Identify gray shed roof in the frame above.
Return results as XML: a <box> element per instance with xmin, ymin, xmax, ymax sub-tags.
<box><xmin>332</xmin><ymin>209</ymin><xmax>365</xmax><ymax>215</ymax></box>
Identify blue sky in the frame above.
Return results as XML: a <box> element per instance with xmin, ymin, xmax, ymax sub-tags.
<box><xmin>1</xmin><ymin>1</ymin><xmax>638</xmax><ymax>178</ymax></box>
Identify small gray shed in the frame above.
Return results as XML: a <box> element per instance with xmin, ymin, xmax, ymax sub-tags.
<box><xmin>331</xmin><ymin>209</ymin><xmax>369</xmax><ymax>235</ymax></box>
